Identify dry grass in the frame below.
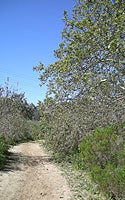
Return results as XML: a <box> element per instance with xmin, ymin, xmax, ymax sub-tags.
<box><xmin>61</xmin><ymin>163</ymin><xmax>107</xmax><ymax>200</ymax></box>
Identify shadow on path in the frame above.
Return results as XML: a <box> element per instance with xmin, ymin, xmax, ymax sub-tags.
<box><xmin>1</xmin><ymin>152</ymin><xmax>53</xmax><ymax>173</ymax></box>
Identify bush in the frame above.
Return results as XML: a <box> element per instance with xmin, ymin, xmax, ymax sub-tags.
<box><xmin>90</xmin><ymin>164</ymin><xmax>125</xmax><ymax>199</ymax></box>
<box><xmin>79</xmin><ymin>124</ymin><xmax>125</xmax><ymax>199</ymax></box>
<box><xmin>0</xmin><ymin>83</ymin><xmax>40</xmax><ymax>168</ymax></box>
<box><xmin>0</xmin><ymin>137</ymin><xmax>9</xmax><ymax>169</ymax></box>
<box><xmin>27</xmin><ymin>120</ymin><xmax>43</xmax><ymax>140</ymax></box>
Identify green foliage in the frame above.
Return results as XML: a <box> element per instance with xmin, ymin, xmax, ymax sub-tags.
<box><xmin>0</xmin><ymin>81</ymin><xmax>40</xmax><ymax>168</ymax></box>
<box><xmin>90</xmin><ymin>164</ymin><xmax>125</xmax><ymax>200</ymax></box>
<box><xmin>34</xmin><ymin>1</ymin><xmax>125</xmax><ymax>198</ymax></box>
<box><xmin>79</xmin><ymin>124</ymin><xmax>125</xmax><ymax>199</ymax></box>
<box><xmin>38</xmin><ymin>98</ymin><xmax>85</xmax><ymax>161</ymax></box>
<box><xmin>0</xmin><ymin>136</ymin><xmax>9</xmax><ymax>169</ymax></box>
<box><xmin>79</xmin><ymin>125</ymin><xmax>120</xmax><ymax>169</ymax></box>
<box><xmin>35</xmin><ymin>0</ymin><xmax>124</xmax><ymax>159</ymax></box>
<box><xmin>10</xmin><ymin>93</ymin><xmax>40</xmax><ymax>120</ymax></box>
<box><xmin>34</xmin><ymin>0</ymin><xmax>125</xmax><ymax>102</ymax></box>
<box><xmin>27</xmin><ymin>120</ymin><xmax>43</xmax><ymax>140</ymax></box>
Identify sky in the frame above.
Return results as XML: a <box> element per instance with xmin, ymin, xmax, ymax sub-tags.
<box><xmin>0</xmin><ymin>0</ymin><xmax>75</xmax><ymax>105</ymax></box>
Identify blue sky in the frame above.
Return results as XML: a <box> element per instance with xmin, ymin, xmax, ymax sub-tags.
<box><xmin>0</xmin><ymin>0</ymin><xmax>75</xmax><ymax>105</ymax></box>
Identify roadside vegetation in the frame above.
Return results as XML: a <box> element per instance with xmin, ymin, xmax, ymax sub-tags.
<box><xmin>0</xmin><ymin>80</ymin><xmax>41</xmax><ymax>169</ymax></box>
<box><xmin>0</xmin><ymin>0</ymin><xmax>124</xmax><ymax>199</ymax></box>
<box><xmin>34</xmin><ymin>0</ymin><xmax>125</xmax><ymax>199</ymax></box>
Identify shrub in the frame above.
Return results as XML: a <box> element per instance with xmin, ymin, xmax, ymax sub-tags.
<box><xmin>0</xmin><ymin>136</ymin><xmax>9</xmax><ymax>169</ymax></box>
<box><xmin>79</xmin><ymin>124</ymin><xmax>125</xmax><ymax>199</ymax></box>
<box><xmin>0</xmin><ymin>83</ymin><xmax>40</xmax><ymax>168</ymax></box>
<box><xmin>27</xmin><ymin>120</ymin><xmax>43</xmax><ymax>140</ymax></box>
<box><xmin>90</xmin><ymin>164</ymin><xmax>125</xmax><ymax>199</ymax></box>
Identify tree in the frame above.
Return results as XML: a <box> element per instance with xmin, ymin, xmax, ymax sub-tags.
<box><xmin>35</xmin><ymin>0</ymin><xmax>124</xmax><ymax>140</ymax></box>
<box><xmin>34</xmin><ymin>1</ymin><xmax>125</xmax><ymax>197</ymax></box>
<box><xmin>34</xmin><ymin>0</ymin><xmax>125</xmax><ymax>102</ymax></box>
<box><xmin>10</xmin><ymin>93</ymin><xmax>40</xmax><ymax>120</ymax></box>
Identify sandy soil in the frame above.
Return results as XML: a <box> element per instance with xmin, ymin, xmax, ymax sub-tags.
<box><xmin>0</xmin><ymin>142</ymin><xmax>71</xmax><ymax>200</ymax></box>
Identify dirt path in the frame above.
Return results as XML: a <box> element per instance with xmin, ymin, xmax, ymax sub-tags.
<box><xmin>0</xmin><ymin>142</ymin><xmax>71</xmax><ymax>200</ymax></box>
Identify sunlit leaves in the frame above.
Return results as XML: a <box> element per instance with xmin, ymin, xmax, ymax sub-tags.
<box><xmin>35</xmin><ymin>0</ymin><xmax>125</xmax><ymax>134</ymax></box>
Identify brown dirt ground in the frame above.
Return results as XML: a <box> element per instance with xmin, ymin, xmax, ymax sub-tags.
<box><xmin>0</xmin><ymin>141</ymin><xmax>71</xmax><ymax>200</ymax></box>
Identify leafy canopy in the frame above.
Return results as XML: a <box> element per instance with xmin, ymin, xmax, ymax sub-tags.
<box><xmin>34</xmin><ymin>0</ymin><xmax>125</xmax><ymax>102</ymax></box>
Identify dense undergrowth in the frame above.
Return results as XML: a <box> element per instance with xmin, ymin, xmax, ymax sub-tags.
<box><xmin>1</xmin><ymin>1</ymin><xmax>125</xmax><ymax>199</ymax></box>
<box><xmin>0</xmin><ymin>83</ymin><xmax>41</xmax><ymax>169</ymax></box>
<box><xmin>35</xmin><ymin>1</ymin><xmax>125</xmax><ymax>199</ymax></box>
<box><xmin>0</xmin><ymin>136</ymin><xmax>9</xmax><ymax>168</ymax></box>
<box><xmin>79</xmin><ymin>123</ymin><xmax>125</xmax><ymax>199</ymax></box>
<box><xmin>41</xmin><ymin>118</ymin><xmax>125</xmax><ymax>199</ymax></box>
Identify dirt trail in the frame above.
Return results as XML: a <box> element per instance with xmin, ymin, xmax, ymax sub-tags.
<box><xmin>0</xmin><ymin>142</ymin><xmax>71</xmax><ymax>200</ymax></box>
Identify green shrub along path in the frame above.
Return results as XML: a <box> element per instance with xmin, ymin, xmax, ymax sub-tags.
<box><xmin>0</xmin><ymin>82</ymin><xmax>40</xmax><ymax>169</ymax></box>
<box><xmin>79</xmin><ymin>124</ymin><xmax>125</xmax><ymax>199</ymax></box>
